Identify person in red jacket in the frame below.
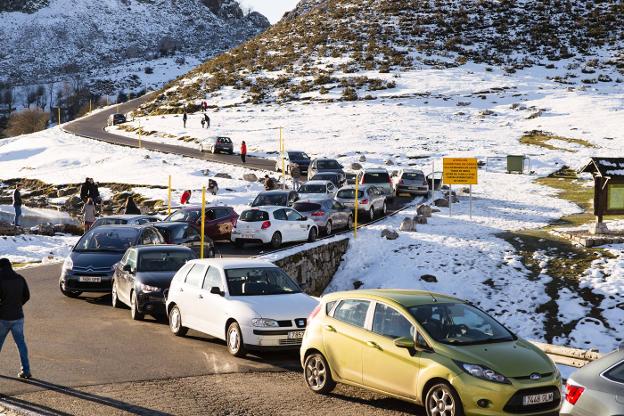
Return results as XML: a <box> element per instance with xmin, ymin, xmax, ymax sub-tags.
<box><xmin>180</xmin><ymin>190</ymin><xmax>192</xmax><ymax>205</ymax></box>
<box><xmin>240</xmin><ymin>141</ymin><xmax>247</xmax><ymax>164</ymax></box>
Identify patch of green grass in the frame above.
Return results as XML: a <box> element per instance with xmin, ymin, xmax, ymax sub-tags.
<box><xmin>519</xmin><ymin>130</ymin><xmax>596</xmax><ymax>153</ymax></box>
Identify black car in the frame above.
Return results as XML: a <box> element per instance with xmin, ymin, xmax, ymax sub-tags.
<box><xmin>251</xmin><ymin>190</ymin><xmax>299</xmax><ymax>207</ymax></box>
<box><xmin>152</xmin><ymin>222</ymin><xmax>216</xmax><ymax>258</ymax></box>
<box><xmin>107</xmin><ymin>113</ymin><xmax>127</xmax><ymax>127</ymax></box>
<box><xmin>111</xmin><ymin>245</ymin><xmax>195</xmax><ymax>320</ymax></box>
<box><xmin>163</xmin><ymin>205</ymin><xmax>238</xmax><ymax>241</ymax></box>
<box><xmin>310</xmin><ymin>172</ymin><xmax>346</xmax><ymax>188</ymax></box>
<box><xmin>276</xmin><ymin>151</ymin><xmax>311</xmax><ymax>175</ymax></box>
<box><xmin>59</xmin><ymin>225</ymin><xmax>165</xmax><ymax>297</ymax></box>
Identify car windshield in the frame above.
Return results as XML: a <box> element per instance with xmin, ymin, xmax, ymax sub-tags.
<box><xmin>94</xmin><ymin>218</ymin><xmax>128</xmax><ymax>226</ymax></box>
<box><xmin>74</xmin><ymin>228</ymin><xmax>139</xmax><ymax>252</ymax></box>
<box><xmin>293</xmin><ymin>202</ymin><xmax>321</xmax><ymax>212</ymax></box>
<box><xmin>138</xmin><ymin>250</ymin><xmax>193</xmax><ymax>272</ymax></box>
<box><xmin>402</xmin><ymin>172</ymin><xmax>425</xmax><ymax>181</ymax></box>
<box><xmin>252</xmin><ymin>194</ymin><xmax>288</xmax><ymax>207</ymax></box>
<box><xmin>166</xmin><ymin>209</ymin><xmax>199</xmax><ymax>223</ymax></box>
<box><xmin>317</xmin><ymin>160</ymin><xmax>341</xmax><ymax>169</ymax></box>
<box><xmin>289</xmin><ymin>152</ymin><xmax>309</xmax><ymax>160</ymax></box>
<box><xmin>240</xmin><ymin>210</ymin><xmax>269</xmax><ymax>222</ymax></box>
<box><xmin>408</xmin><ymin>303</ymin><xmax>516</xmax><ymax>346</ymax></box>
<box><xmin>337</xmin><ymin>189</ymin><xmax>363</xmax><ymax>199</ymax></box>
<box><xmin>299</xmin><ymin>184</ymin><xmax>326</xmax><ymax>194</ymax></box>
<box><xmin>363</xmin><ymin>172</ymin><xmax>390</xmax><ymax>183</ymax></box>
<box><xmin>225</xmin><ymin>267</ymin><xmax>302</xmax><ymax>296</ymax></box>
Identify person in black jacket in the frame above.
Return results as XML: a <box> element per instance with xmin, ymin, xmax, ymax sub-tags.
<box><xmin>79</xmin><ymin>178</ymin><xmax>90</xmax><ymax>202</ymax></box>
<box><xmin>123</xmin><ymin>196</ymin><xmax>141</xmax><ymax>215</ymax></box>
<box><xmin>0</xmin><ymin>258</ymin><xmax>31</xmax><ymax>379</ymax></box>
<box><xmin>12</xmin><ymin>184</ymin><xmax>22</xmax><ymax>227</ymax></box>
<box><xmin>87</xmin><ymin>178</ymin><xmax>101</xmax><ymax>205</ymax></box>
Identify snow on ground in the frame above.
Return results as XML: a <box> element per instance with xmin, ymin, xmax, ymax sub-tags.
<box><xmin>0</xmin><ymin>234</ymin><xmax>78</xmax><ymax>264</ymax></box>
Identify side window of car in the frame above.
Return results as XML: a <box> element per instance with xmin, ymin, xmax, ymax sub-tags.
<box><xmin>185</xmin><ymin>264</ymin><xmax>205</xmax><ymax>288</ymax></box>
<box><xmin>205</xmin><ymin>209</ymin><xmax>216</xmax><ymax>221</ymax></box>
<box><xmin>327</xmin><ymin>183</ymin><xmax>335</xmax><ymax>192</ymax></box>
<box><xmin>333</xmin><ymin>299</ymin><xmax>371</xmax><ymax>328</ymax></box>
<box><xmin>214</xmin><ymin>208</ymin><xmax>229</xmax><ymax>219</ymax></box>
<box><xmin>372</xmin><ymin>303</ymin><xmax>414</xmax><ymax>340</ymax></box>
<box><xmin>126</xmin><ymin>250</ymin><xmax>137</xmax><ymax>270</ymax></box>
<box><xmin>332</xmin><ymin>201</ymin><xmax>344</xmax><ymax>210</ymax></box>
<box><xmin>285</xmin><ymin>209</ymin><xmax>303</xmax><ymax>221</ymax></box>
<box><xmin>273</xmin><ymin>209</ymin><xmax>287</xmax><ymax>221</ymax></box>
<box><xmin>289</xmin><ymin>192</ymin><xmax>298</xmax><ymax>203</ymax></box>
<box><xmin>153</xmin><ymin>229</ymin><xmax>165</xmax><ymax>244</ymax></box>
<box><xmin>185</xmin><ymin>227</ymin><xmax>200</xmax><ymax>240</ymax></box>
<box><xmin>202</xmin><ymin>266</ymin><xmax>222</xmax><ymax>290</ymax></box>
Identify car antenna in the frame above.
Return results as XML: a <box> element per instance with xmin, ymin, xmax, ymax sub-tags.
<box><xmin>428</xmin><ymin>292</ymin><xmax>438</xmax><ymax>302</ymax></box>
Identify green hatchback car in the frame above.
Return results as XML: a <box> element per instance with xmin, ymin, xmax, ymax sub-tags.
<box><xmin>301</xmin><ymin>290</ymin><xmax>562</xmax><ymax>416</ymax></box>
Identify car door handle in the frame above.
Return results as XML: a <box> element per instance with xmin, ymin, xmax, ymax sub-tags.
<box><xmin>367</xmin><ymin>341</ymin><xmax>382</xmax><ymax>350</ymax></box>
<box><xmin>323</xmin><ymin>325</ymin><xmax>336</xmax><ymax>332</ymax></box>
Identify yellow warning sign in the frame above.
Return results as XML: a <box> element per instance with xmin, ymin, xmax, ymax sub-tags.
<box><xmin>443</xmin><ymin>158</ymin><xmax>478</xmax><ymax>185</ymax></box>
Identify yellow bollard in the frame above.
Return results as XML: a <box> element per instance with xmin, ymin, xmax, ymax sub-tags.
<box><xmin>200</xmin><ymin>186</ymin><xmax>206</xmax><ymax>259</ymax></box>
<box><xmin>167</xmin><ymin>175</ymin><xmax>172</xmax><ymax>216</ymax></box>
<box><xmin>354</xmin><ymin>179</ymin><xmax>359</xmax><ymax>239</ymax></box>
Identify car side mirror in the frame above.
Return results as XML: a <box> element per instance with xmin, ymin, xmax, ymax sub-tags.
<box><xmin>210</xmin><ymin>286</ymin><xmax>224</xmax><ymax>296</ymax></box>
<box><xmin>394</xmin><ymin>337</ymin><xmax>415</xmax><ymax>349</ymax></box>
<box><xmin>301</xmin><ymin>216</ymin><xmax>308</xmax><ymax>221</ymax></box>
<box><xmin>123</xmin><ymin>264</ymin><xmax>134</xmax><ymax>273</ymax></box>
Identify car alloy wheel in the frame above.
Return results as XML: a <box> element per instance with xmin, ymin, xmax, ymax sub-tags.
<box><xmin>426</xmin><ymin>383</ymin><xmax>463</xmax><ymax>416</ymax></box>
<box><xmin>369</xmin><ymin>207</ymin><xmax>375</xmax><ymax>221</ymax></box>
<box><xmin>304</xmin><ymin>353</ymin><xmax>336</xmax><ymax>394</ymax></box>
<box><xmin>382</xmin><ymin>202</ymin><xmax>388</xmax><ymax>216</ymax></box>
<box><xmin>347</xmin><ymin>215</ymin><xmax>354</xmax><ymax>230</ymax></box>
<box><xmin>226</xmin><ymin>322</ymin><xmax>247</xmax><ymax>357</ymax></box>
<box><xmin>169</xmin><ymin>305</ymin><xmax>188</xmax><ymax>336</ymax></box>
<box><xmin>308</xmin><ymin>227</ymin><xmax>317</xmax><ymax>242</ymax></box>
<box><xmin>130</xmin><ymin>291</ymin><xmax>144</xmax><ymax>321</ymax></box>
<box><xmin>270</xmin><ymin>232</ymin><xmax>282</xmax><ymax>249</ymax></box>
<box><xmin>111</xmin><ymin>280</ymin><xmax>122</xmax><ymax>308</ymax></box>
<box><xmin>325</xmin><ymin>221</ymin><xmax>332</xmax><ymax>236</ymax></box>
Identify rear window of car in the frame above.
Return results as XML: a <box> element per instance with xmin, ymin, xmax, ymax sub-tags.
<box><xmin>94</xmin><ymin>218</ymin><xmax>128</xmax><ymax>226</ymax></box>
<box><xmin>289</xmin><ymin>152</ymin><xmax>309</xmax><ymax>160</ymax></box>
<box><xmin>166</xmin><ymin>209</ymin><xmax>199</xmax><ymax>223</ymax></box>
<box><xmin>240</xmin><ymin>210</ymin><xmax>269</xmax><ymax>222</ymax></box>
<box><xmin>252</xmin><ymin>194</ymin><xmax>288</xmax><ymax>207</ymax></box>
<box><xmin>363</xmin><ymin>172</ymin><xmax>390</xmax><ymax>184</ymax></box>
<box><xmin>299</xmin><ymin>184</ymin><xmax>326</xmax><ymax>194</ymax></box>
<box><xmin>317</xmin><ymin>160</ymin><xmax>341</xmax><ymax>169</ymax></box>
<box><xmin>337</xmin><ymin>189</ymin><xmax>363</xmax><ymax>199</ymax></box>
<box><xmin>293</xmin><ymin>202</ymin><xmax>321</xmax><ymax>212</ymax></box>
<box><xmin>217</xmin><ymin>137</ymin><xmax>232</xmax><ymax>143</ymax></box>
<box><xmin>604</xmin><ymin>361</ymin><xmax>624</xmax><ymax>383</ymax></box>
<box><xmin>402</xmin><ymin>172</ymin><xmax>425</xmax><ymax>181</ymax></box>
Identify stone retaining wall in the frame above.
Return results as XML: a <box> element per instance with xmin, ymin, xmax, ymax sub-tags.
<box><xmin>268</xmin><ymin>237</ymin><xmax>350</xmax><ymax>296</ymax></box>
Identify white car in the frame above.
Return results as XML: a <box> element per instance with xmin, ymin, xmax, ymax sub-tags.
<box><xmin>296</xmin><ymin>180</ymin><xmax>337</xmax><ymax>201</ymax></box>
<box><xmin>231</xmin><ymin>206</ymin><xmax>319</xmax><ymax>249</ymax></box>
<box><xmin>166</xmin><ymin>259</ymin><xmax>319</xmax><ymax>357</ymax></box>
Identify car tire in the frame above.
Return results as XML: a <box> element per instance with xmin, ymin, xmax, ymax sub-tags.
<box><xmin>111</xmin><ymin>280</ymin><xmax>122</xmax><ymax>308</ymax></box>
<box><xmin>425</xmin><ymin>382</ymin><xmax>464</xmax><ymax>416</ymax></box>
<box><xmin>347</xmin><ymin>215</ymin><xmax>354</xmax><ymax>230</ymax></box>
<box><xmin>59</xmin><ymin>281</ymin><xmax>81</xmax><ymax>298</ymax></box>
<box><xmin>308</xmin><ymin>227</ymin><xmax>317</xmax><ymax>242</ymax></box>
<box><xmin>304</xmin><ymin>352</ymin><xmax>336</xmax><ymax>394</ymax></box>
<box><xmin>226</xmin><ymin>321</ymin><xmax>247</xmax><ymax>357</ymax></box>
<box><xmin>325</xmin><ymin>221</ymin><xmax>332</xmax><ymax>236</ymax></box>
<box><xmin>234</xmin><ymin>239</ymin><xmax>244</xmax><ymax>248</ymax></box>
<box><xmin>168</xmin><ymin>305</ymin><xmax>188</xmax><ymax>337</ymax></box>
<box><xmin>382</xmin><ymin>201</ymin><xmax>388</xmax><ymax>216</ymax></box>
<box><xmin>270</xmin><ymin>232</ymin><xmax>282</xmax><ymax>249</ymax></box>
<box><xmin>130</xmin><ymin>291</ymin><xmax>144</xmax><ymax>321</ymax></box>
<box><xmin>369</xmin><ymin>207</ymin><xmax>375</xmax><ymax>221</ymax></box>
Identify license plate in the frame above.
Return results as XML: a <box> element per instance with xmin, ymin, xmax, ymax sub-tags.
<box><xmin>242</xmin><ymin>234</ymin><xmax>254</xmax><ymax>239</ymax></box>
<box><xmin>79</xmin><ymin>276</ymin><xmax>101</xmax><ymax>283</ymax></box>
<box><xmin>288</xmin><ymin>331</ymin><xmax>304</xmax><ymax>340</ymax></box>
<box><xmin>523</xmin><ymin>392</ymin><xmax>554</xmax><ymax>406</ymax></box>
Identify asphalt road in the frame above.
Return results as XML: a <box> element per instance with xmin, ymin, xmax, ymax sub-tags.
<box><xmin>0</xmin><ymin>264</ymin><xmax>424</xmax><ymax>416</ymax></box>
<box><xmin>62</xmin><ymin>94</ymin><xmax>276</xmax><ymax>172</ymax></box>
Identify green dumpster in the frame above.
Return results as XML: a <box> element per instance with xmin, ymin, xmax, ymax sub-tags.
<box><xmin>507</xmin><ymin>155</ymin><xmax>525</xmax><ymax>174</ymax></box>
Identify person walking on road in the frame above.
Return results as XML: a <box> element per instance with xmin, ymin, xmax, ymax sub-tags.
<box><xmin>180</xmin><ymin>190</ymin><xmax>192</xmax><ymax>205</ymax></box>
<box><xmin>83</xmin><ymin>198</ymin><xmax>97</xmax><ymax>232</ymax></box>
<box><xmin>122</xmin><ymin>196</ymin><xmax>141</xmax><ymax>215</ymax></box>
<box><xmin>204</xmin><ymin>114</ymin><xmax>210</xmax><ymax>129</ymax></box>
<box><xmin>240</xmin><ymin>141</ymin><xmax>247</xmax><ymax>164</ymax></box>
<box><xmin>182</xmin><ymin>112</ymin><xmax>188</xmax><ymax>128</ymax></box>
<box><xmin>12</xmin><ymin>184</ymin><xmax>22</xmax><ymax>227</ymax></box>
<box><xmin>0</xmin><ymin>258</ymin><xmax>32</xmax><ymax>379</ymax></box>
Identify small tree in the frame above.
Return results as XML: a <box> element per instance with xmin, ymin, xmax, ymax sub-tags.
<box><xmin>5</xmin><ymin>108</ymin><xmax>50</xmax><ymax>137</ymax></box>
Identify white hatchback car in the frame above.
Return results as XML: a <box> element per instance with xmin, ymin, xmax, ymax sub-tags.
<box><xmin>297</xmin><ymin>180</ymin><xmax>337</xmax><ymax>201</ymax></box>
<box><xmin>166</xmin><ymin>259</ymin><xmax>319</xmax><ymax>357</ymax></box>
<box><xmin>231</xmin><ymin>206</ymin><xmax>319</xmax><ymax>249</ymax></box>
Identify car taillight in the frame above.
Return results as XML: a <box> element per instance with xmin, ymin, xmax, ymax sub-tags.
<box><xmin>387</xmin><ymin>176</ymin><xmax>392</xmax><ymax>184</ymax></box>
<box><xmin>261</xmin><ymin>221</ymin><xmax>271</xmax><ymax>230</ymax></box>
<box><xmin>565</xmin><ymin>384</ymin><xmax>585</xmax><ymax>405</ymax></box>
<box><xmin>308</xmin><ymin>304</ymin><xmax>321</xmax><ymax>321</ymax></box>
<box><xmin>361</xmin><ymin>199</ymin><xmax>368</xmax><ymax>205</ymax></box>
<box><xmin>311</xmin><ymin>211</ymin><xmax>325</xmax><ymax>217</ymax></box>
<box><xmin>231</xmin><ymin>217</ymin><xmax>237</xmax><ymax>226</ymax></box>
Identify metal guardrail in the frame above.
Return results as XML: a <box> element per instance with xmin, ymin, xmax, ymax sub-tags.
<box><xmin>530</xmin><ymin>340</ymin><xmax>603</xmax><ymax>368</ymax></box>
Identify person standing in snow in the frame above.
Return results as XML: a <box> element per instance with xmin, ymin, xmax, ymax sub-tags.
<box><xmin>182</xmin><ymin>112</ymin><xmax>188</xmax><ymax>128</ymax></box>
<box><xmin>180</xmin><ymin>190</ymin><xmax>192</xmax><ymax>205</ymax></box>
<box><xmin>0</xmin><ymin>258</ymin><xmax>32</xmax><ymax>379</ymax></box>
<box><xmin>88</xmin><ymin>178</ymin><xmax>102</xmax><ymax>205</ymax></box>
<box><xmin>240</xmin><ymin>141</ymin><xmax>247</xmax><ymax>164</ymax></box>
<box><xmin>290</xmin><ymin>163</ymin><xmax>301</xmax><ymax>191</ymax></box>
<box><xmin>80</xmin><ymin>178</ymin><xmax>90</xmax><ymax>202</ymax></box>
<box><xmin>202</xmin><ymin>101</ymin><xmax>208</xmax><ymax>112</ymax></box>
<box><xmin>201</xmin><ymin>118</ymin><xmax>205</xmax><ymax>129</ymax></box>
<box><xmin>204</xmin><ymin>114</ymin><xmax>210</xmax><ymax>129</ymax></box>
<box><xmin>12</xmin><ymin>184</ymin><xmax>22</xmax><ymax>227</ymax></box>
<box><xmin>83</xmin><ymin>198</ymin><xmax>97</xmax><ymax>232</ymax></box>
<box><xmin>122</xmin><ymin>196</ymin><xmax>141</xmax><ymax>215</ymax></box>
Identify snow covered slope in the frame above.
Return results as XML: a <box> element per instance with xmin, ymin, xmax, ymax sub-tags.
<box><xmin>0</xmin><ymin>0</ymin><xmax>269</xmax><ymax>92</ymax></box>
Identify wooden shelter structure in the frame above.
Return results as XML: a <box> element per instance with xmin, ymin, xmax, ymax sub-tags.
<box><xmin>579</xmin><ymin>157</ymin><xmax>624</xmax><ymax>226</ymax></box>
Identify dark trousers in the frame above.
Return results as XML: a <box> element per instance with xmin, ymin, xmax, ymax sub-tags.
<box><xmin>241</xmin><ymin>154</ymin><xmax>246</xmax><ymax>163</ymax></box>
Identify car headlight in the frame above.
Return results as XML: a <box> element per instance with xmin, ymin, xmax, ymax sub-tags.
<box><xmin>251</xmin><ymin>318</ymin><xmax>279</xmax><ymax>327</ymax></box>
<box><xmin>456</xmin><ymin>361</ymin><xmax>511</xmax><ymax>384</ymax></box>
<box><xmin>62</xmin><ymin>257</ymin><xmax>73</xmax><ymax>272</ymax></box>
<box><xmin>138</xmin><ymin>283</ymin><xmax>161</xmax><ymax>293</ymax></box>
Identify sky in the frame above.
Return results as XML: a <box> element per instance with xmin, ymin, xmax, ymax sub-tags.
<box><xmin>238</xmin><ymin>0</ymin><xmax>300</xmax><ymax>23</ymax></box>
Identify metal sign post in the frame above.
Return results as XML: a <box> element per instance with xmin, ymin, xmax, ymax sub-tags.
<box><xmin>354</xmin><ymin>180</ymin><xmax>359</xmax><ymax>239</ymax></box>
<box><xmin>200</xmin><ymin>186</ymin><xmax>206</xmax><ymax>259</ymax></box>
<box><xmin>449</xmin><ymin>184</ymin><xmax>452</xmax><ymax>217</ymax></box>
<box><xmin>280</xmin><ymin>127</ymin><xmax>286</xmax><ymax>190</ymax></box>
<box><xmin>442</xmin><ymin>158</ymin><xmax>479</xmax><ymax>219</ymax></box>
<box><xmin>167</xmin><ymin>175</ymin><xmax>172</xmax><ymax>215</ymax></box>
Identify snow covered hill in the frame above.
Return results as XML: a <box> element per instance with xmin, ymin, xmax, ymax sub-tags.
<box><xmin>144</xmin><ymin>0</ymin><xmax>624</xmax><ymax>111</ymax></box>
<box><xmin>0</xmin><ymin>0</ymin><xmax>269</xmax><ymax>94</ymax></box>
